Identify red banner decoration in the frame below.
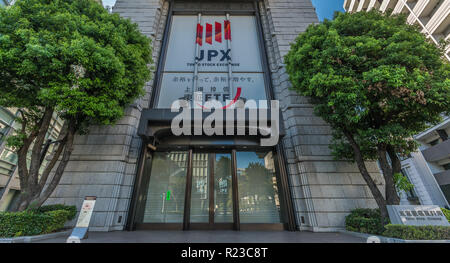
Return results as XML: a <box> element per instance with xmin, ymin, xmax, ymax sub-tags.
<box><xmin>196</xmin><ymin>23</ymin><xmax>203</xmax><ymax>46</ymax></box>
<box><xmin>205</xmin><ymin>23</ymin><xmax>213</xmax><ymax>45</ymax></box>
<box><xmin>215</xmin><ymin>22</ymin><xmax>222</xmax><ymax>43</ymax></box>
<box><xmin>224</xmin><ymin>20</ymin><xmax>231</xmax><ymax>41</ymax></box>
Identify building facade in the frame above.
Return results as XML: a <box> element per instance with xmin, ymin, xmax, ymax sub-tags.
<box><xmin>400</xmin><ymin>118</ymin><xmax>450</xmax><ymax>207</ymax></box>
<box><xmin>344</xmin><ymin>0</ymin><xmax>449</xmax><ymax>60</ymax></box>
<box><xmin>40</xmin><ymin>0</ymin><xmax>385</xmax><ymax>232</ymax></box>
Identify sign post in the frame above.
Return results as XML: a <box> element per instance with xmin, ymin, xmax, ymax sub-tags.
<box><xmin>67</xmin><ymin>196</ymin><xmax>97</xmax><ymax>243</ymax></box>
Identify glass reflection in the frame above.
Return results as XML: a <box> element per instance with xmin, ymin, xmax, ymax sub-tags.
<box><xmin>190</xmin><ymin>153</ymin><xmax>210</xmax><ymax>223</ymax></box>
<box><xmin>143</xmin><ymin>152</ymin><xmax>187</xmax><ymax>223</ymax></box>
<box><xmin>214</xmin><ymin>153</ymin><xmax>233</xmax><ymax>223</ymax></box>
<box><xmin>237</xmin><ymin>151</ymin><xmax>281</xmax><ymax>223</ymax></box>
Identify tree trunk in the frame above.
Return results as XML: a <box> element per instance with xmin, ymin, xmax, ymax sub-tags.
<box><xmin>26</xmin><ymin>108</ymin><xmax>54</xmax><ymax>203</ymax></box>
<box><xmin>16</xmin><ymin>193</ymin><xmax>32</xmax><ymax>211</ymax></box>
<box><xmin>377</xmin><ymin>145</ymin><xmax>400</xmax><ymax>205</ymax></box>
<box><xmin>386</xmin><ymin>145</ymin><xmax>401</xmax><ymax>205</ymax></box>
<box><xmin>12</xmin><ymin>109</ymin><xmax>52</xmax><ymax>212</ymax></box>
<box><xmin>33</xmin><ymin>122</ymin><xmax>76</xmax><ymax>208</ymax></box>
<box><xmin>343</xmin><ymin>130</ymin><xmax>389</xmax><ymax>224</ymax></box>
<box><xmin>12</xmin><ymin>111</ymin><xmax>75</xmax><ymax>212</ymax></box>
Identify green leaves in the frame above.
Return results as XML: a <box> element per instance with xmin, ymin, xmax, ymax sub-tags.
<box><xmin>383</xmin><ymin>224</ymin><xmax>450</xmax><ymax>240</ymax></box>
<box><xmin>0</xmin><ymin>209</ymin><xmax>72</xmax><ymax>238</ymax></box>
<box><xmin>393</xmin><ymin>172</ymin><xmax>414</xmax><ymax>195</ymax></box>
<box><xmin>285</xmin><ymin>10</ymin><xmax>450</xmax><ymax>160</ymax></box>
<box><xmin>345</xmin><ymin>208</ymin><xmax>386</xmax><ymax>235</ymax></box>
<box><xmin>0</xmin><ymin>0</ymin><xmax>152</xmax><ymax>129</ymax></box>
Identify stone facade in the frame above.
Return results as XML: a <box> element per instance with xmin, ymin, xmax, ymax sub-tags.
<box><xmin>47</xmin><ymin>0</ymin><xmax>385</xmax><ymax>232</ymax></box>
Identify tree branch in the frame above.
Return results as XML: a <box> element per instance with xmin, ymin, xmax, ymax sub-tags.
<box><xmin>37</xmin><ymin>136</ymin><xmax>67</xmax><ymax>193</ymax></box>
<box><xmin>36</xmin><ymin>121</ymin><xmax>76</xmax><ymax>207</ymax></box>
<box><xmin>26</xmin><ymin>108</ymin><xmax>54</xmax><ymax>197</ymax></box>
<box><xmin>386</xmin><ymin>145</ymin><xmax>402</xmax><ymax>175</ymax></box>
<box><xmin>16</xmin><ymin>110</ymin><xmax>38</xmax><ymax>190</ymax></box>
<box><xmin>377</xmin><ymin>144</ymin><xmax>400</xmax><ymax>205</ymax></box>
<box><xmin>342</xmin><ymin>129</ymin><xmax>388</xmax><ymax>222</ymax></box>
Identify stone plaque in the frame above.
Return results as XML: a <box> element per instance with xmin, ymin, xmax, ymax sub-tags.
<box><xmin>387</xmin><ymin>205</ymin><xmax>449</xmax><ymax>226</ymax></box>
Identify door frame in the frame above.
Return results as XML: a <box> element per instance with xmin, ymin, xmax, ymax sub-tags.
<box><xmin>131</xmin><ymin>146</ymin><xmax>291</xmax><ymax>231</ymax></box>
<box><xmin>186</xmin><ymin>150</ymin><xmax>237</xmax><ymax>230</ymax></box>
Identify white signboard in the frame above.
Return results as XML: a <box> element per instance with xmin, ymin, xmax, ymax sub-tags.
<box><xmin>157</xmin><ymin>15</ymin><xmax>267</xmax><ymax>108</ymax></box>
<box><xmin>387</xmin><ymin>205</ymin><xmax>449</xmax><ymax>226</ymax></box>
<box><xmin>164</xmin><ymin>15</ymin><xmax>263</xmax><ymax>72</ymax></box>
<box><xmin>157</xmin><ymin>72</ymin><xmax>266</xmax><ymax>108</ymax></box>
<box><xmin>76</xmin><ymin>197</ymin><xmax>96</xmax><ymax>228</ymax></box>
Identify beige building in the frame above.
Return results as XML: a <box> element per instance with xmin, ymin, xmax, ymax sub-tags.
<box><xmin>344</xmin><ymin>0</ymin><xmax>449</xmax><ymax>60</ymax></box>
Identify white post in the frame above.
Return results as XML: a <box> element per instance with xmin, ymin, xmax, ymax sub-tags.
<box><xmin>192</xmin><ymin>13</ymin><xmax>202</xmax><ymax>108</ymax></box>
<box><xmin>226</xmin><ymin>13</ymin><xmax>234</xmax><ymax>104</ymax></box>
<box><xmin>398</xmin><ymin>0</ymin><xmax>449</xmax><ymax>61</ymax></box>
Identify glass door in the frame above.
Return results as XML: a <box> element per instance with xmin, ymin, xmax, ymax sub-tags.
<box><xmin>134</xmin><ymin>149</ymin><xmax>289</xmax><ymax>231</ymax></box>
<box><xmin>214</xmin><ymin>153</ymin><xmax>233</xmax><ymax>223</ymax></box>
<box><xmin>189</xmin><ymin>152</ymin><xmax>234</xmax><ymax>229</ymax></box>
<box><xmin>189</xmin><ymin>153</ymin><xmax>210</xmax><ymax>223</ymax></box>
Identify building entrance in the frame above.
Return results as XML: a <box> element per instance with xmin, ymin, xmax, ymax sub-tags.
<box><xmin>132</xmin><ymin>148</ymin><xmax>287</xmax><ymax>230</ymax></box>
<box><xmin>189</xmin><ymin>152</ymin><xmax>235</xmax><ymax>229</ymax></box>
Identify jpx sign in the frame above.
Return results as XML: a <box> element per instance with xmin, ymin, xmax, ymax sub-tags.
<box><xmin>387</xmin><ymin>205</ymin><xmax>450</xmax><ymax>226</ymax></box>
<box><xmin>158</xmin><ymin>15</ymin><xmax>267</xmax><ymax>108</ymax></box>
<box><xmin>164</xmin><ymin>16</ymin><xmax>262</xmax><ymax>72</ymax></box>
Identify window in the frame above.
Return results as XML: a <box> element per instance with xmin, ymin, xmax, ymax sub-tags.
<box><xmin>443</xmin><ymin>163</ymin><xmax>450</xmax><ymax>171</ymax></box>
<box><xmin>0</xmin><ymin>108</ymin><xmax>18</xmax><ymax>178</ymax></box>
<box><xmin>401</xmin><ymin>169</ymin><xmax>419</xmax><ymax>202</ymax></box>
<box><xmin>436</xmin><ymin>129</ymin><xmax>448</xmax><ymax>141</ymax></box>
<box><xmin>0</xmin><ymin>108</ymin><xmax>15</xmax><ymax>143</ymax></box>
<box><xmin>429</xmin><ymin>0</ymin><xmax>444</xmax><ymax>19</ymax></box>
<box><xmin>429</xmin><ymin>138</ymin><xmax>440</xmax><ymax>146</ymax></box>
<box><xmin>156</xmin><ymin>15</ymin><xmax>267</xmax><ymax>108</ymax></box>
<box><xmin>440</xmin><ymin>184</ymin><xmax>450</xmax><ymax>204</ymax></box>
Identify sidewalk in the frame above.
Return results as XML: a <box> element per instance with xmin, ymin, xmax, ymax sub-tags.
<box><xmin>36</xmin><ymin>230</ymin><xmax>366</xmax><ymax>243</ymax></box>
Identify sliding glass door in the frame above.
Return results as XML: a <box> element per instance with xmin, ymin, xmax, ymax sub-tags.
<box><xmin>141</xmin><ymin>152</ymin><xmax>188</xmax><ymax>223</ymax></box>
<box><xmin>189</xmin><ymin>152</ymin><xmax>234</xmax><ymax>229</ymax></box>
<box><xmin>236</xmin><ymin>151</ymin><xmax>281</xmax><ymax>223</ymax></box>
<box><xmin>136</xmin><ymin>149</ymin><xmax>285</xmax><ymax>230</ymax></box>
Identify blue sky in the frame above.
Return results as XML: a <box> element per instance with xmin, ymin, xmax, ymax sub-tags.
<box><xmin>311</xmin><ymin>0</ymin><xmax>345</xmax><ymax>21</ymax></box>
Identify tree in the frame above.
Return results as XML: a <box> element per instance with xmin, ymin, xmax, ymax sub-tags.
<box><xmin>0</xmin><ymin>0</ymin><xmax>152</xmax><ymax>211</ymax></box>
<box><xmin>285</xmin><ymin>10</ymin><xmax>449</xmax><ymax>224</ymax></box>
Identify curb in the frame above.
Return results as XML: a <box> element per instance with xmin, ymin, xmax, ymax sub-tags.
<box><xmin>0</xmin><ymin>230</ymin><xmax>71</xmax><ymax>243</ymax></box>
<box><xmin>338</xmin><ymin>230</ymin><xmax>450</xmax><ymax>243</ymax></box>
